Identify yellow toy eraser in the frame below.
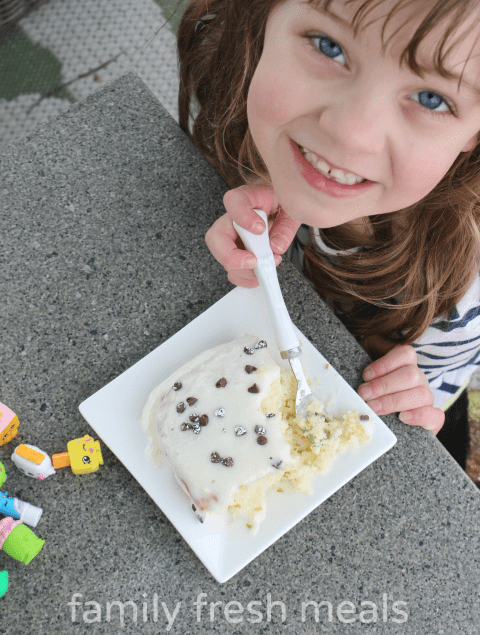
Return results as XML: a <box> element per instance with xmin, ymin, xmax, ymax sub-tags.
<box><xmin>0</xmin><ymin>403</ymin><xmax>20</xmax><ymax>446</ymax></box>
<box><xmin>66</xmin><ymin>435</ymin><xmax>104</xmax><ymax>475</ymax></box>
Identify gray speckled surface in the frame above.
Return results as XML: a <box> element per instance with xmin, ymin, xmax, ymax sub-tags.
<box><xmin>0</xmin><ymin>71</ymin><xmax>479</xmax><ymax>634</ymax></box>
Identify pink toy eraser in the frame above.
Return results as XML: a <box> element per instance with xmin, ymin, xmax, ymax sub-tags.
<box><xmin>0</xmin><ymin>403</ymin><xmax>20</xmax><ymax>446</ymax></box>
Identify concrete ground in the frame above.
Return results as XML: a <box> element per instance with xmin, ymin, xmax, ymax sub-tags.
<box><xmin>1</xmin><ymin>0</ymin><xmax>479</xmax><ymax>487</ymax></box>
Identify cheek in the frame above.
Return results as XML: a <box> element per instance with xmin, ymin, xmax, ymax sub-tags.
<box><xmin>247</xmin><ymin>65</ymin><xmax>297</xmax><ymax>136</ymax></box>
<box><xmin>394</xmin><ymin>148</ymin><xmax>456</xmax><ymax>204</ymax></box>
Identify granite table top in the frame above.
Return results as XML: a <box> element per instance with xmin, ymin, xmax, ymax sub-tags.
<box><xmin>0</xmin><ymin>71</ymin><xmax>479</xmax><ymax>634</ymax></box>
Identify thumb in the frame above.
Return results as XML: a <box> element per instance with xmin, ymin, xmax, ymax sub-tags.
<box><xmin>269</xmin><ymin>207</ymin><xmax>301</xmax><ymax>254</ymax></box>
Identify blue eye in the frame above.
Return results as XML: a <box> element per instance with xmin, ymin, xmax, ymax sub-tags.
<box><xmin>411</xmin><ymin>91</ymin><xmax>453</xmax><ymax>115</ymax></box>
<box><xmin>309</xmin><ymin>33</ymin><xmax>456</xmax><ymax>117</ymax></box>
<box><xmin>312</xmin><ymin>35</ymin><xmax>346</xmax><ymax>65</ymax></box>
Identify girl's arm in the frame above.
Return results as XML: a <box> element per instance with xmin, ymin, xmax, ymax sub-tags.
<box><xmin>205</xmin><ymin>183</ymin><xmax>301</xmax><ymax>288</ymax></box>
<box><xmin>207</xmin><ymin>185</ymin><xmax>445</xmax><ymax>433</ymax></box>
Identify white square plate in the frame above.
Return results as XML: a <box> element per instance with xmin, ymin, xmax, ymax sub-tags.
<box><xmin>79</xmin><ymin>286</ymin><xmax>396</xmax><ymax>583</ymax></box>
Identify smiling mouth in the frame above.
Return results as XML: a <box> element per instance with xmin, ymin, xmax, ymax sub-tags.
<box><xmin>296</xmin><ymin>143</ymin><xmax>367</xmax><ymax>185</ymax></box>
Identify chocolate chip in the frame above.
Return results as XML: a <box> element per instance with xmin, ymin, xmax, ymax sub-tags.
<box><xmin>245</xmin><ymin>365</ymin><xmax>257</xmax><ymax>374</ymax></box>
<box><xmin>176</xmin><ymin>402</ymin><xmax>185</xmax><ymax>413</ymax></box>
<box><xmin>257</xmin><ymin>435</ymin><xmax>268</xmax><ymax>445</ymax></box>
<box><xmin>255</xmin><ymin>340</ymin><xmax>267</xmax><ymax>349</ymax></box>
<box><xmin>173</xmin><ymin>382</ymin><xmax>182</xmax><ymax>391</ymax></box>
<box><xmin>234</xmin><ymin>426</ymin><xmax>247</xmax><ymax>436</ymax></box>
<box><xmin>199</xmin><ymin>415</ymin><xmax>209</xmax><ymax>426</ymax></box>
<box><xmin>186</xmin><ymin>397</ymin><xmax>198</xmax><ymax>406</ymax></box>
<box><xmin>211</xmin><ymin>452</ymin><xmax>222</xmax><ymax>463</ymax></box>
<box><xmin>181</xmin><ymin>420</ymin><xmax>201</xmax><ymax>433</ymax></box>
<box><xmin>189</xmin><ymin>414</ymin><xmax>200</xmax><ymax>422</ymax></box>
<box><xmin>192</xmin><ymin>504</ymin><xmax>196</xmax><ymax>511</ymax></box>
<box><xmin>266</xmin><ymin>413</ymin><xmax>275</xmax><ymax>418</ymax></box>
<box><xmin>216</xmin><ymin>378</ymin><xmax>227</xmax><ymax>388</ymax></box>
<box><xmin>221</xmin><ymin>457</ymin><xmax>234</xmax><ymax>467</ymax></box>
<box><xmin>255</xmin><ymin>425</ymin><xmax>266</xmax><ymax>435</ymax></box>
<box><xmin>248</xmin><ymin>383</ymin><xmax>260</xmax><ymax>393</ymax></box>
<box><xmin>360</xmin><ymin>414</ymin><xmax>370</xmax><ymax>421</ymax></box>
<box><xmin>215</xmin><ymin>408</ymin><xmax>226</xmax><ymax>417</ymax></box>
<box><xmin>244</xmin><ymin>346</ymin><xmax>254</xmax><ymax>355</ymax></box>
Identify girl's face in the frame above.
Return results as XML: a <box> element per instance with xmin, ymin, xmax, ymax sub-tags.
<box><xmin>247</xmin><ymin>0</ymin><xmax>480</xmax><ymax>229</ymax></box>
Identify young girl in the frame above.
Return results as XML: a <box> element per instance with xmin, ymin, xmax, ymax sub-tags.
<box><xmin>176</xmin><ymin>0</ymin><xmax>480</xmax><ymax>469</ymax></box>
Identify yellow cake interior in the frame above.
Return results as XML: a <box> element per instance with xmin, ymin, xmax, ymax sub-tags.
<box><xmin>228</xmin><ymin>368</ymin><xmax>371</xmax><ymax>528</ymax></box>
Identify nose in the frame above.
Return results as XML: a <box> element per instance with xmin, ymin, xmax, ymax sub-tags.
<box><xmin>318</xmin><ymin>83</ymin><xmax>388</xmax><ymax>155</ymax></box>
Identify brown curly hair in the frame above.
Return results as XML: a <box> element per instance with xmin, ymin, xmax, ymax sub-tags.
<box><xmin>177</xmin><ymin>0</ymin><xmax>480</xmax><ymax>350</ymax></box>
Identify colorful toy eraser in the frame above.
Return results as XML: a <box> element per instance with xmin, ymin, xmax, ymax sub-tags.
<box><xmin>11</xmin><ymin>444</ymin><xmax>56</xmax><ymax>480</ymax></box>
<box><xmin>0</xmin><ymin>491</ymin><xmax>43</xmax><ymax>527</ymax></box>
<box><xmin>0</xmin><ymin>403</ymin><xmax>20</xmax><ymax>446</ymax></box>
<box><xmin>51</xmin><ymin>451</ymin><xmax>70</xmax><ymax>469</ymax></box>
<box><xmin>0</xmin><ymin>461</ymin><xmax>6</xmax><ymax>488</ymax></box>
<box><xmin>0</xmin><ymin>571</ymin><xmax>8</xmax><ymax>598</ymax></box>
<box><xmin>0</xmin><ymin>517</ymin><xmax>44</xmax><ymax>564</ymax></box>
<box><xmin>67</xmin><ymin>434</ymin><xmax>104</xmax><ymax>475</ymax></box>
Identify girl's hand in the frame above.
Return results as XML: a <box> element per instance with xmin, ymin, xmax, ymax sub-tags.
<box><xmin>205</xmin><ymin>184</ymin><xmax>301</xmax><ymax>288</ymax></box>
<box><xmin>357</xmin><ymin>344</ymin><xmax>445</xmax><ymax>435</ymax></box>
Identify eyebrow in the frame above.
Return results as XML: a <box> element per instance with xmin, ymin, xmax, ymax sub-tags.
<box><xmin>303</xmin><ymin>1</ymin><xmax>354</xmax><ymax>30</ymax></box>
<box><xmin>303</xmin><ymin>1</ymin><xmax>480</xmax><ymax>102</ymax></box>
<box><xmin>418</xmin><ymin>65</ymin><xmax>480</xmax><ymax>101</ymax></box>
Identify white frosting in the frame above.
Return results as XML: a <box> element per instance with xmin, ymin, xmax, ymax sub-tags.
<box><xmin>142</xmin><ymin>334</ymin><xmax>296</xmax><ymax>521</ymax></box>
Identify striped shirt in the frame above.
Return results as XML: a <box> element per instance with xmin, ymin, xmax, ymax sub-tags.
<box><xmin>287</xmin><ymin>225</ymin><xmax>480</xmax><ymax>409</ymax></box>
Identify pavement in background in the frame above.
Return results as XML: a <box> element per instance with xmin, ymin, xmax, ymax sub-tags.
<box><xmin>0</xmin><ymin>0</ymin><xmax>188</xmax><ymax>149</ymax></box>
<box><xmin>1</xmin><ymin>0</ymin><xmax>480</xmax><ymax>486</ymax></box>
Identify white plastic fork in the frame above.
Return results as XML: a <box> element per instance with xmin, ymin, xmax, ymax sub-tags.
<box><xmin>233</xmin><ymin>209</ymin><xmax>313</xmax><ymax>416</ymax></box>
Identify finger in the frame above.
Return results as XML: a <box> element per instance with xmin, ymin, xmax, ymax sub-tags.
<box><xmin>227</xmin><ymin>255</ymin><xmax>282</xmax><ymax>288</ymax></box>
<box><xmin>205</xmin><ymin>216</ymin><xmax>257</xmax><ymax>269</ymax></box>
<box><xmin>223</xmin><ymin>184</ymin><xmax>280</xmax><ymax>234</ymax></box>
<box><xmin>226</xmin><ymin>253</ymin><xmax>282</xmax><ymax>278</ymax></box>
<box><xmin>228</xmin><ymin>272</ymin><xmax>260</xmax><ymax>288</ymax></box>
<box><xmin>358</xmin><ymin>364</ymin><xmax>429</xmax><ymax>402</ymax></box>
<box><xmin>269</xmin><ymin>207</ymin><xmax>302</xmax><ymax>254</ymax></box>
<box><xmin>398</xmin><ymin>406</ymin><xmax>445</xmax><ymax>435</ymax></box>
<box><xmin>361</xmin><ymin>385</ymin><xmax>434</xmax><ymax>416</ymax></box>
<box><xmin>362</xmin><ymin>344</ymin><xmax>418</xmax><ymax>381</ymax></box>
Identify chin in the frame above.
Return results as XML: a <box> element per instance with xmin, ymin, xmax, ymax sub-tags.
<box><xmin>274</xmin><ymin>190</ymin><xmax>336</xmax><ymax>229</ymax></box>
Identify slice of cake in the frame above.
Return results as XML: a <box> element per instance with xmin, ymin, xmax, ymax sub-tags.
<box><xmin>141</xmin><ymin>335</ymin><xmax>297</xmax><ymax>526</ymax></box>
<box><xmin>142</xmin><ymin>334</ymin><xmax>371</xmax><ymax>530</ymax></box>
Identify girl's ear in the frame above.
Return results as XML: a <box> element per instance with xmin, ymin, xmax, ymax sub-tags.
<box><xmin>462</xmin><ymin>133</ymin><xmax>478</xmax><ymax>152</ymax></box>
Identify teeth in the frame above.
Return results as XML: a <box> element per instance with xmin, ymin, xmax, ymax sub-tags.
<box><xmin>316</xmin><ymin>158</ymin><xmax>330</xmax><ymax>173</ymax></box>
<box><xmin>300</xmin><ymin>146</ymin><xmax>365</xmax><ymax>185</ymax></box>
